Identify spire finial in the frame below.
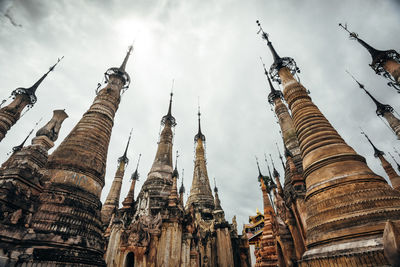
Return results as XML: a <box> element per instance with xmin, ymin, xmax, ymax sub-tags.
<box><xmin>255</xmin><ymin>156</ymin><xmax>262</xmax><ymax>177</ymax></box>
<box><xmin>338</xmin><ymin>23</ymin><xmax>380</xmax><ymax>57</ymax></box>
<box><xmin>346</xmin><ymin>70</ymin><xmax>393</xmax><ymax>116</ymax></box>
<box><xmin>11</xmin><ymin>118</ymin><xmax>43</xmax><ymax>153</ymax></box>
<box><xmin>256</xmin><ymin>20</ymin><xmax>300</xmax><ymax>84</ymax></box>
<box><xmin>275</xmin><ymin>142</ymin><xmax>286</xmax><ymax>170</ymax></box>
<box><xmin>269</xmin><ymin>153</ymin><xmax>280</xmax><ymax>178</ymax></box>
<box><xmin>214</xmin><ymin>177</ymin><xmax>218</xmax><ymax>193</ymax></box>
<box><xmin>12</xmin><ymin>57</ymin><xmax>64</xmax><ymax>106</ymax></box>
<box><xmin>118</xmin><ymin>129</ymin><xmax>133</xmax><ymax>164</ymax></box>
<box><xmin>131</xmin><ymin>153</ymin><xmax>141</xmax><ymax>181</ymax></box>
<box><xmin>264</xmin><ymin>153</ymin><xmax>273</xmax><ymax>179</ymax></box>
<box><xmin>179</xmin><ymin>168</ymin><xmax>185</xmax><ymax>194</ymax></box>
<box><xmin>388</xmin><ymin>152</ymin><xmax>400</xmax><ymax>173</ymax></box>
<box><xmin>260</xmin><ymin>57</ymin><xmax>284</xmax><ymax>104</ymax></box>
<box><xmin>360</xmin><ymin>128</ymin><xmax>384</xmax><ymax>158</ymax></box>
<box><xmin>194</xmin><ymin>101</ymin><xmax>206</xmax><ymax>142</ymax></box>
<box><xmin>173</xmin><ymin>150</ymin><xmax>179</xmax><ymax>178</ymax></box>
<box><xmin>120</xmin><ymin>45</ymin><xmax>134</xmax><ymax>71</ymax></box>
<box><xmin>161</xmin><ymin>85</ymin><xmax>177</xmax><ymax>127</ymax></box>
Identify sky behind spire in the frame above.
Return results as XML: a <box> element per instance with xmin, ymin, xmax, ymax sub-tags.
<box><xmin>0</xmin><ymin>0</ymin><xmax>399</xmax><ymax>232</ymax></box>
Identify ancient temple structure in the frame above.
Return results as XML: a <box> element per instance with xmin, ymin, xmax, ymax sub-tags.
<box><xmin>254</xmin><ymin>20</ymin><xmax>400</xmax><ymax>266</ymax></box>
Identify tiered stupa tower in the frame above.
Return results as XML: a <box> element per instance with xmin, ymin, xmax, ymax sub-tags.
<box><xmin>258</xmin><ymin>21</ymin><xmax>400</xmax><ymax>266</ymax></box>
<box><xmin>339</xmin><ymin>23</ymin><xmax>400</xmax><ymax>92</ymax></box>
<box><xmin>101</xmin><ymin>130</ymin><xmax>132</xmax><ymax>226</ymax></box>
<box><xmin>135</xmin><ymin>92</ymin><xmax>176</xmax><ymax>216</ymax></box>
<box><xmin>121</xmin><ymin>154</ymin><xmax>141</xmax><ymax>210</ymax></box>
<box><xmin>22</xmin><ymin>46</ymin><xmax>133</xmax><ymax>266</ymax></box>
<box><xmin>0</xmin><ymin>57</ymin><xmax>63</xmax><ymax>142</ymax></box>
<box><xmin>362</xmin><ymin>131</ymin><xmax>400</xmax><ymax>190</ymax></box>
<box><xmin>347</xmin><ymin>72</ymin><xmax>400</xmax><ymax>139</ymax></box>
<box><xmin>186</xmin><ymin>107</ymin><xmax>215</xmax><ymax>217</ymax></box>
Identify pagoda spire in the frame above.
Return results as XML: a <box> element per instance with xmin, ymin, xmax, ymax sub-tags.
<box><xmin>255</xmin><ymin>157</ymin><xmax>279</xmax><ymax>266</ymax></box>
<box><xmin>119</xmin><ymin>45</ymin><xmax>133</xmax><ymax>71</ymax></box>
<box><xmin>361</xmin><ymin>130</ymin><xmax>400</xmax><ymax>190</ymax></box>
<box><xmin>10</xmin><ymin>118</ymin><xmax>42</xmax><ymax>153</ymax></box>
<box><xmin>347</xmin><ymin>71</ymin><xmax>400</xmax><ymax>139</ymax></box>
<box><xmin>28</xmin><ymin>46</ymin><xmax>133</xmax><ymax>266</ymax></box>
<box><xmin>213</xmin><ymin>178</ymin><xmax>223</xmax><ymax>211</ymax></box>
<box><xmin>194</xmin><ymin>104</ymin><xmax>205</xmax><ymax>142</ymax></box>
<box><xmin>136</xmin><ymin>90</ymin><xmax>176</xmax><ymax>215</ymax></box>
<box><xmin>0</xmin><ymin>57</ymin><xmax>63</xmax><ymax>142</ymax></box>
<box><xmin>186</xmin><ymin>107</ymin><xmax>214</xmax><ymax>214</ymax></box>
<box><xmin>179</xmin><ymin>168</ymin><xmax>185</xmax><ymax>205</ymax></box>
<box><xmin>257</xmin><ymin>20</ymin><xmax>300</xmax><ymax>84</ymax></box>
<box><xmin>260</xmin><ymin>57</ymin><xmax>283</xmax><ymax>104</ymax></box>
<box><xmin>339</xmin><ymin>23</ymin><xmax>400</xmax><ymax>92</ymax></box>
<box><xmin>260</xmin><ymin>23</ymin><xmax>400</xmax><ymax>265</ymax></box>
<box><xmin>101</xmin><ymin>130</ymin><xmax>133</xmax><ymax>225</ymax></box>
<box><xmin>168</xmin><ymin>151</ymin><xmax>179</xmax><ymax>207</ymax></box>
<box><xmin>104</xmin><ymin>45</ymin><xmax>133</xmax><ymax>91</ymax></box>
<box><xmin>269</xmin><ymin>154</ymin><xmax>283</xmax><ymax>195</ymax></box>
<box><xmin>122</xmin><ymin>154</ymin><xmax>141</xmax><ymax>209</ymax></box>
<box><xmin>275</xmin><ymin>142</ymin><xmax>286</xmax><ymax>171</ymax></box>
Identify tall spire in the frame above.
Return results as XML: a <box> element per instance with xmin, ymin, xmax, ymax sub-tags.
<box><xmin>360</xmin><ymin>129</ymin><xmax>384</xmax><ymax>158</ymax></box>
<box><xmin>186</xmin><ymin>108</ymin><xmax>214</xmax><ymax>214</ymax></box>
<box><xmin>194</xmin><ymin>104</ymin><xmax>205</xmax><ymax>142</ymax></box>
<box><xmin>256</xmin><ymin>20</ymin><xmax>300</xmax><ymax>83</ymax></box>
<box><xmin>213</xmin><ymin>177</ymin><xmax>223</xmax><ymax>211</ymax></box>
<box><xmin>122</xmin><ymin>154</ymin><xmax>141</xmax><ymax>209</ymax></box>
<box><xmin>161</xmin><ymin>81</ymin><xmax>177</xmax><ymax>127</ymax></box>
<box><xmin>104</xmin><ymin>45</ymin><xmax>133</xmax><ymax>91</ymax></box>
<box><xmin>11</xmin><ymin>56</ymin><xmax>64</xmax><ymax>106</ymax></box>
<box><xmin>11</xmin><ymin>118</ymin><xmax>42</xmax><ymax>153</ymax></box>
<box><xmin>275</xmin><ymin>142</ymin><xmax>286</xmax><ymax>171</ymax></box>
<box><xmin>339</xmin><ymin>23</ymin><xmax>400</xmax><ymax>92</ymax></box>
<box><xmin>179</xmin><ymin>168</ymin><xmax>185</xmax><ymax>204</ymax></box>
<box><xmin>346</xmin><ymin>71</ymin><xmax>393</xmax><ymax>116</ymax></box>
<box><xmin>268</xmin><ymin>25</ymin><xmax>400</xmax><ymax>264</ymax></box>
<box><xmin>260</xmin><ymin>57</ymin><xmax>283</xmax><ymax>104</ymax></box>
<box><xmin>168</xmin><ymin>151</ymin><xmax>179</xmax><ymax>207</ymax></box>
<box><xmin>101</xmin><ymin>130</ymin><xmax>133</xmax><ymax>225</ymax></box>
<box><xmin>269</xmin><ymin>154</ymin><xmax>282</xmax><ymax>195</ymax></box>
<box><xmin>118</xmin><ymin>129</ymin><xmax>133</xmax><ymax>164</ymax></box>
<box><xmin>0</xmin><ymin>57</ymin><xmax>63</xmax><ymax>143</ymax></box>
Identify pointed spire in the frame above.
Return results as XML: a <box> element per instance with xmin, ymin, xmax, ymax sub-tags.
<box><xmin>256</xmin><ymin>156</ymin><xmax>263</xmax><ymax>180</ymax></box>
<box><xmin>214</xmin><ymin>177</ymin><xmax>218</xmax><ymax>193</ymax></box>
<box><xmin>275</xmin><ymin>142</ymin><xmax>286</xmax><ymax>170</ymax></box>
<box><xmin>11</xmin><ymin>57</ymin><xmax>63</xmax><ymax>105</ymax></box>
<box><xmin>260</xmin><ymin>57</ymin><xmax>283</xmax><ymax>104</ymax></box>
<box><xmin>361</xmin><ymin>129</ymin><xmax>384</xmax><ymax>158</ymax></box>
<box><xmin>213</xmin><ymin>177</ymin><xmax>223</xmax><ymax>210</ymax></box>
<box><xmin>118</xmin><ymin>129</ymin><xmax>132</xmax><ymax>164</ymax></box>
<box><xmin>256</xmin><ymin>20</ymin><xmax>300</xmax><ymax>83</ymax></box>
<box><xmin>346</xmin><ymin>71</ymin><xmax>393</xmax><ymax>116</ymax></box>
<box><xmin>339</xmin><ymin>23</ymin><xmax>381</xmax><ymax>59</ymax></box>
<box><xmin>264</xmin><ymin>153</ymin><xmax>273</xmax><ymax>180</ymax></box>
<box><xmin>173</xmin><ymin>150</ymin><xmax>179</xmax><ymax>178</ymax></box>
<box><xmin>179</xmin><ymin>168</ymin><xmax>185</xmax><ymax>194</ymax></box>
<box><xmin>194</xmin><ymin>104</ymin><xmax>206</xmax><ymax>142</ymax></box>
<box><xmin>131</xmin><ymin>153</ymin><xmax>141</xmax><ymax>181</ymax></box>
<box><xmin>119</xmin><ymin>45</ymin><xmax>133</xmax><ymax>71</ymax></box>
<box><xmin>388</xmin><ymin>152</ymin><xmax>400</xmax><ymax>173</ymax></box>
<box><xmin>161</xmin><ymin>83</ymin><xmax>177</xmax><ymax>127</ymax></box>
<box><xmin>11</xmin><ymin>118</ymin><xmax>42</xmax><ymax>153</ymax></box>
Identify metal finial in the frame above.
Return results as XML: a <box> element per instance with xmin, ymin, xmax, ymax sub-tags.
<box><xmin>118</xmin><ymin>129</ymin><xmax>133</xmax><ymax>164</ymax></box>
<box><xmin>255</xmin><ymin>156</ymin><xmax>261</xmax><ymax>176</ymax></box>
<box><xmin>275</xmin><ymin>142</ymin><xmax>286</xmax><ymax>170</ymax></box>
<box><xmin>346</xmin><ymin>70</ymin><xmax>393</xmax><ymax>116</ymax></box>
<box><xmin>179</xmin><ymin>168</ymin><xmax>185</xmax><ymax>194</ymax></box>
<box><xmin>195</xmin><ymin>101</ymin><xmax>206</xmax><ymax>142</ymax></box>
<box><xmin>131</xmin><ymin>153</ymin><xmax>141</xmax><ymax>181</ymax></box>
<box><xmin>214</xmin><ymin>177</ymin><xmax>218</xmax><ymax>192</ymax></box>
<box><xmin>161</xmin><ymin>88</ymin><xmax>177</xmax><ymax>127</ymax></box>
<box><xmin>360</xmin><ymin>127</ymin><xmax>384</xmax><ymax>158</ymax></box>
<box><xmin>173</xmin><ymin>150</ymin><xmax>179</xmax><ymax>178</ymax></box>
<box><xmin>264</xmin><ymin>153</ymin><xmax>272</xmax><ymax>179</ymax></box>
<box><xmin>269</xmin><ymin>153</ymin><xmax>280</xmax><ymax>178</ymax></box>
<box><xmin>11</xmin><ymin>117</ymin><xmax>43</xmax><ymax>153</ymax></box>
<box><xmin>338</xmin><ymin>23</ymin><xmax>359</xmax><ymax>40</ymax></box>
<box><xmin>256</xmin><ymin>20</ymin><xmax>270</xmax><ymax>42</ymax></box>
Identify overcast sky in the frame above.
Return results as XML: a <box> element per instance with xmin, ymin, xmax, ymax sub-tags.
<box><xmin>0</xmin><ymin>0</ymin><xmax>399</xmax><ymax>232</ymax></box>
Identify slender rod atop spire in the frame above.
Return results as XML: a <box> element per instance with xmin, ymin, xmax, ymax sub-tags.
<box><xmin>12</xmin><ymin>117</ymin><xmax>43</xmax><ymax>153</ymax></box>
<box><xmin>275</xmin><ymin>142</ymin><xmax>286</xmax><ymax>170</ymax></box>
<box><xmin>161</xmin><ymin>86</ymin><xmax>177</xmax><ymax>127</ymax></box>
<box><xmin>131</xmin><ymin>153</ymin><xmax>141</xmax><ymax>181</ymax></box>
<box><xmin>346</xmin><ymin>70</ymin><xmax>393</xmax><ymax>116</ymax></box>
<box><xmin>119</xmin><ymin>129</ymin><xmax>132</xmax><ymax>163</ymax></box>
<box><xmin>120</xmin><ymin>45</ymin><xmax>134</xmax><ymax>71</ymax></box>
<box><xmin>360</xmin><ymin>128</ymin><xmax>384</xmax><ymax>158</ymax></box>
<box><xmin>269</xmin><ymin>153</ymin><xmax>280</xmax><ymax>178</ymax></box>
<box><xmin>338</xmin><ymin>23</ymin><xmax>380</xmax><ymax>57</ymax></box>
<box><xmin>264</xmin><ymin>153</ymin><xmax>272</xmax><ymax>179</ymax></box>
<box><xmin>194</xmin><ymin>101</ymin><xmax>205</xmax><ymax>142</ymax></box>
<box><xmin>214</xmin><ymin>177</ymin><xmax>218</xmax><ymax>192</ymax></box>
<box><xmin>256</xmin><ymin>20</ymin><xmax>281</xmax><ymax>62</ymax></box>
<box><xmin>167</xmin><ymin>80</ymin><xmax>174</xmax><ymax>116</ymax></box>
<box><xmin>255</xmin><ymin>156</ymin><xmax>262</xmax><ymax>176</ymax></box>
<box><xmin>260</xmin><ymin>57</ymin><xmax>277</xmax><ymax>93</ymax></box>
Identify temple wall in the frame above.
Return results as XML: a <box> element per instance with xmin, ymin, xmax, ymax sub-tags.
<box><xmin>156</xmin><ymin>222</ymin><xmax>182</xmax><ymax>267</ymax></box>
<box><xmin>216</xmin><ymin>227</ymin><xmax>234</xmax><ymax>267</ymax></box>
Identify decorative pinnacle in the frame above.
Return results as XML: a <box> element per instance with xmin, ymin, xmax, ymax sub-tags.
<box><xmin>346</xmin><ymin>70</ymin><xmax>393</xmax><ymax>116</ymax></box>
<box><xmin>194</xmin><ymin>103</ymin><xmax>206</xmax><ymax>142</ymax></box>
<box><xmin>120</xmin><ymin>45</ymin><xmax>133</xmax><ymax>71</ymax></box>
<box><xmin>256</xmin><ymin>20</ymin><xmax>281</xmax><ymax>62</ymax></box>
<box><xmin>388</xmin><ymin>152</ymin><xmax>400</xmax><ymax>173</ymax></box>
<box><xmin>214</xmin><ymin>177</ymin><xmax>218</xmax><ymax>193</ymax></box>
<box><xmin>360</xmin><ymin>128</ymin><xmax>384</xmax><ymax>158</ymax></box>
<box><xmin>338</xmin><ymin>23</ymin><xmax>380</xmax><ymax>59</ymax></box>
<box><xmin>131</xmin><ymin>153</ymin><xmax>141</xmax><ymax>181</ymax></box>
<box><xmin>269</xmin><ymin>153</ymin><xmax>280</xmax><ymax>178</ymax></box>
<box><xmin>173</xmin><ymin>150</ymin><xmax>179</xmax><ymax>178</ymax></box>
<box><xmin>12</xmin><ymin>118</ymin><xmax>43</xmax><ymax>153</ymax></box>
<box><xmin>12</xmin><ymin>57</ymin><xmax>64</xmax><ymax>106</ymax></box>
<box><xmin>260</xmin><ymin>57</ymin><xmax>283</xmax><ymax>104</ymax></box>
<box><xmin>275</xmin><ymin>142</ymin><xmax>286</xmax><ymax>170</ymax></box>
<box><xmin>161</xmin><ymin>84</ymin><xmax>177</xmax><ymax>127</ymax></box>
<box><xmin>179</xmin><ymin>168</ymin><xmax>185</xmax><ymax>194</ymax></box>
<box><xmin>118</xmin><ymin>129</ymin><xmax>132</xmax><ymax>164</ymax></box>
<box><xmin>264</xmin><ymin>153</ymin><xmax>273</xmax><ymax>179</ymax></box>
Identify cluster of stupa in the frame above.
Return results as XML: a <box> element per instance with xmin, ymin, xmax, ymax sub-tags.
<box><xmin>0</xmin><ymin>43</ymin><xmax>251</xmax><ymax>267</ymax></box>
<box><xmin>246</xmin><ymin>21</ymin><xmax>400</xmax><ymax>267</ymax></box>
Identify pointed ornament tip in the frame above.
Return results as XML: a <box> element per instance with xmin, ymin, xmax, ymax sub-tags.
<box><xmin>360</xmin><ymin>128</ymin><xmax>384</xmax><ymax>158</ymax></box>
